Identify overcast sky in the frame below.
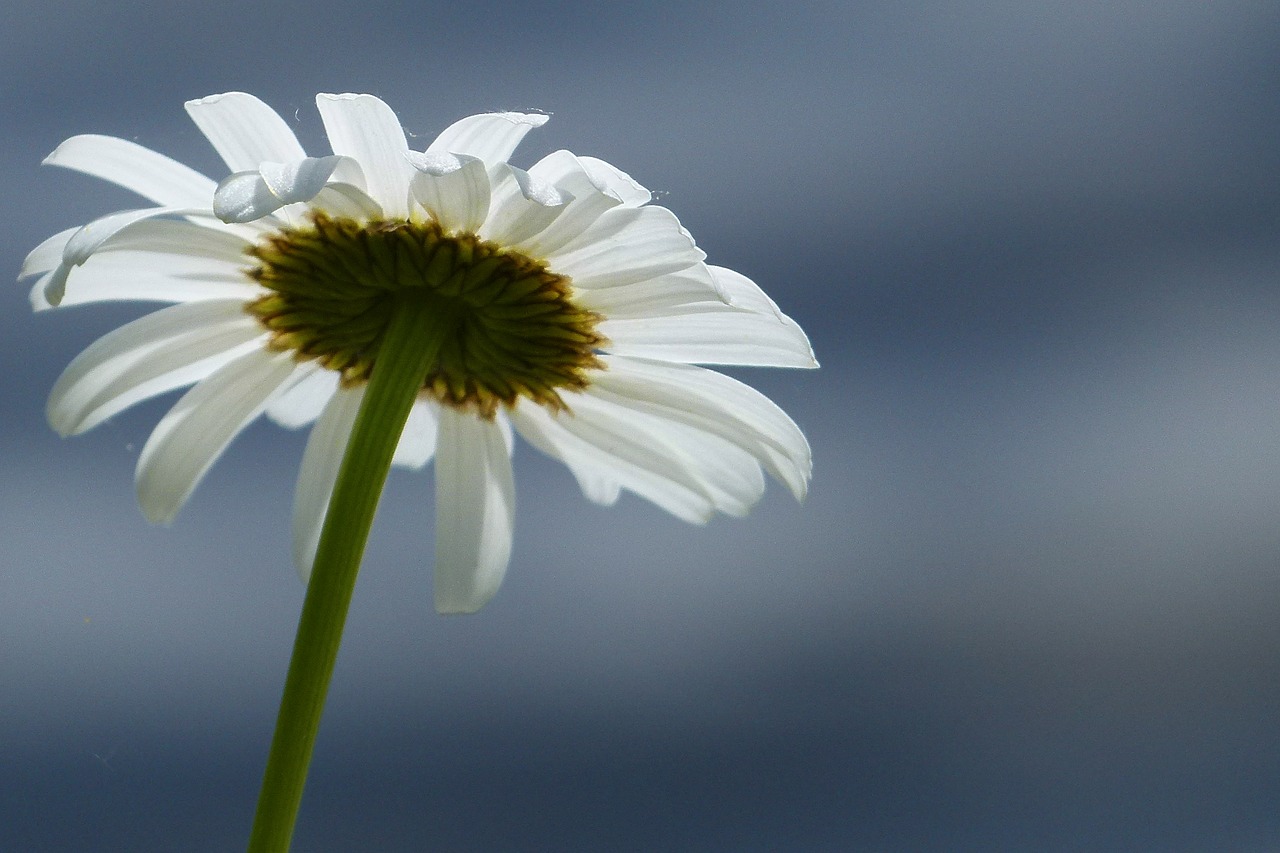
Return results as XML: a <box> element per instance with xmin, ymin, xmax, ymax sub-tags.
<box><xmin>4</xmin><ymin>1</ymin><xmax>1280</xmax><ymax>849</ymax></box>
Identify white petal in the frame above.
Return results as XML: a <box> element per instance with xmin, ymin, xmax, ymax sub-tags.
<box><xmin>135</xmin><ymin>349</ymin><xmax>298</xmax><ymax>524</ymax></box>
<box><xmin>545</xmin><ymin>205</ymin><xmax>705</xmax><ymax>289</ymax></box>
<box><xmin>62</xmin><ymin>207</ymin><xmax>213</xmax><ymax>266</ymax></box>
<box><xmin>598</xmin><ymin>267</ymin><xmax>817</xmax><ymax>369</ymax></box>
<box><xmin>477</xmin><ymin>164</ymin><xmax>570</xmax><ymax>246</ymax></box>
<box><xmin>47</xmin><ymin>300</ymin><xmax>265</xmax><ymax>435</ymax></box>
<box><xmin>407</xmin><ymin>152</ymin><xmax>490</xmax><ymax>233</ymax></box>
<box><xmin>76</xmin><ymin>217</ymin><xmax>251</xmax><ymax>262</ymax></box>
<box><xmin>316</xmin><ymin>93</ymin><xmax>412</xmax><ymax>218</ymax></box>
<box><xmin>591</xmin><ymin>356</ymin><xmax>812</xmax><ymax>501</ymax></box>
<box><xmin>213</xmin><ymin>156</ymin><xmax>348</xmax><ymax>223</ymax></box>
<box><xmin>291</xmin><ymin>385</ymin><xmax>364</xmax><ymax>581</ymax></box>
<box><xmin>41</xmin><ymin>249</ymin><xmax>259</xmax><ymax>311</ymax></box>
<box><xmin>569</xmin><ymin>390</ymin><xmax>767</xmax><ymax>517</ymax></box>
<box><xmin>43</xmin><ymin>134</ymin><xmax>216</xmax><ymax>208</ymax></box>
<box><xmin>433</xmin><ymin>409</ymin><xmax>516</xmax><ymax>614</ymax></box>
<box><xmin>185</xmin><ymin>92</ymin><xmax>307</xmax><ymax>172</ymax></box>
<box><xmin>392</xmin><ymin>400</ymin><xmax>439</xmax><ymax>470</ymax></box>
<box><xmin>20</xmin><ymin>227</ymin><xmax>78</xmax><ymax>279</ymax></box>
<box><xmin>516</xmin><ymin>150</ymin><xmax>624</xmax><ymax>255</ymax></box>
<box><xmin>425</xmin><ymin>112</ymin><xmax>548</xmax><ymax>165</ymax></box>
<box><xmin>43</xmin><ymin>206</ymin><xmax>231</xmax><ymax>307</ymax></box>
<box><xmin>576</xmin><ymin>156</ymin><xmax>651</xmax><ymax>207</ymax></box>
<box><xmin>510</xmin><ymin>409</ymin><xmax>621</xmax><ymax>506</ymax></box>
<box><xmin>510</xmin><ymin>395</ymin><xmax>718</xmax><ymax>523</ymax></box>
<box><xmin>264</xmin><ymin>366</ymin><xmax>339</xmax><ymax>429</ymax></box>
<box><xmin>573</xmin><ymin>266</ymin><xmax>726</xmax><ymax>316</ymax></box>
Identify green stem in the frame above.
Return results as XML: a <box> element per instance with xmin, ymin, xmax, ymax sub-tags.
<box><xmin>247</xmin><ymin>296</ymin><xmax>453</xmax><ymax>852</ymax></box>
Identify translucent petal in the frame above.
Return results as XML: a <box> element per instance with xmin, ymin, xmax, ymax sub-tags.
<box><xmin>135</xmin><ymin>349</ymin><xmax>298</xmax><ymax>524</ymax></box>
<box><xmin>20</xmin><ymin>227</ymin><xmax>78</xmax><ymax>279</ymax></box>
<box><xmin>434</xmin><ymin>408</ymin><xmax>516</xmax><ymax>614</ymax></box>
<box><xmin>392</xmin><ymin>400</ymin><xmax>439</xmax><ymax>470</ymax></box>
<box><xmin>214</xmin><ymin>156</ymin><xmax>347</xmax><ymax>223</ymax></box>
<box><xmin>478</xmin><ymin>164</ymin><xmax>569</xmax><ymax>246</ymax></box>
<box><xmin>578</xmin><ymin>264</ymin><xmax>727</xmax><ymax>317</ymax></box>
<box><xmin>47</xmin><ymin>300</ymin><xmax>265</xmax><ymax>436</ymax></box>
<box><xmin>590</xmin><ymin>356</ymin><xmax>812</xmax><ymax>500</ymax></box>
<box><xmin>546</xmin><ymin>205</ymin><xmax>705</xmax><ymax>289</ymax></box>
<box><xmin>601</xmin><ymin>314</ymin><xmax>816</xmax><ymax>368</ymax></box>
<box><xmin>43</xmin><ymin>206</ymin><xmax>222</xmax><ymax>306</ymax></box>
<box><xmin>407</xmin><ymin>152</ymin><xmax>491</xmax><ymax>233</ymax></box>
<box><xmin>291</xmin><ymin>385</ymin><xmax>364</xmax><ymax>581</ymax></box>
<box><xmin>316</xmin><ymin>93</ymin><xmax>412</xmax><ymax>218</ymax></box>
<box><xmin>264</xmin><ymin>366</ymin><xmax>339</xmax><ymax>429</ymax></box>
<box><xmin>43</xmin><ymin>134</ymin><xmax>216</xmax><ymax>208</ymax></box>
<box><xmin>576</xmin><ymin>156</ymin><xmax>651</xmax><ymax>207</ymax></box>
<box><xmin>510</xmin><ymin>396</ymin><xmax>717</xmax><ymax>523</ymax></box>
<box><xmin>516</xmin><ymin>150</ymin><xmax>624</xmax><ymax>256</ymax></box>
<box><xmin>425</xmin><ymin>111</ymin><xmax>548</xmax><ymax>165</ymax></box>
<box><xmin>185</xmin><ymin>92</ymin><xmax>307</xmax><ymax>172</ymax></box>
<box><xmin>41</xmin><ymin>249</ymin><xmax>259</xmax><ymax>312</ymax></box>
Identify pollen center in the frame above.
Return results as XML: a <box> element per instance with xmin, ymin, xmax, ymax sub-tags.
<box><xmin>246</xmin><ymin>212</ymin><xmax>604</xmax><ymax>416</ymax></box>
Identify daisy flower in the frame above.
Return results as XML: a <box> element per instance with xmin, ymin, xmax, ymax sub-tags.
<box><xmin>20</xmin><ymin>92</ymin><xmax>816</xmax><ymax>614</ymax></box>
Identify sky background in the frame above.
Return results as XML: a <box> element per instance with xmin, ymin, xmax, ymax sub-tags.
<box><xmin>4</xmin><ymin>1</ymin><xmax>1280</xmax><ymax>849</ymax></box>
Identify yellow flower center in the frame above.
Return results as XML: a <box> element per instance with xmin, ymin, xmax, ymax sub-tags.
<box><xmin>245</xmin><ymin>212</ymin><xmax>604</xmax><ymax>417</ymax></box>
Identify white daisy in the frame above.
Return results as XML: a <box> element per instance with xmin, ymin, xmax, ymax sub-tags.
<box><xmin>20</xmin><ymin>92</ymin><xmax>816</xmax><ymax>614</ymax></box>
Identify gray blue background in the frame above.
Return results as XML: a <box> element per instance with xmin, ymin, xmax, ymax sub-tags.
<box><xmin>5</xmin><ymin>1</ymin><xmax>1280</xmax><ymax>849</ymax></box>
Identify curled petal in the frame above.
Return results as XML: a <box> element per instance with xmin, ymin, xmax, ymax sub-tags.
<box><xmin>407</xmin><ymin>152</ymin><xmax>491</xmax><ymax>233</ymax></box>
<box><xmin>213</xmin><ymin>156</ymin><xmax>350</xmax><ymax>223</ymax></box>
<box><xmin>316</xmin><ymin>93</ymin><xmax>413</xmax><ymax>218</ymax></box>
<box><xmin>426</xmin><ymin>111</ymin><xmax>548</xmax><ymax>165</ymax></box>
<box><xmin>478</xmin><ymin>164</ymin><xmax>570</xmax><ymax>246</ymax></box>
<box><xmin>185</xmin><ymin>92</ymin><xmax>307</xmax><ymax>171</ymax></box>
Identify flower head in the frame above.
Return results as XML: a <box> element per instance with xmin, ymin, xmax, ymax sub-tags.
<box><xmin>20</xmin><ymin>92</ymin><xmax>816</xmax><ymax>613</ymax></box>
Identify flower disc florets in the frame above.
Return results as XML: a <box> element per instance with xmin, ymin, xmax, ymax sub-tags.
<box><xmin>247</xmin><ymin>212</ymin><xmax>605</xmax><ymax>417</ymax></box>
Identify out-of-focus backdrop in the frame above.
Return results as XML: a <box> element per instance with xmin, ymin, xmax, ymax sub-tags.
<box><xmin>5</xmin><ymin>2</ymin><xmax>1280</xmax><ymax>849</ymax></box>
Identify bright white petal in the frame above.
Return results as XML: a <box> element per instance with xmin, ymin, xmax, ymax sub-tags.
<box><xmin>407</xmin><ymin>152</ymin><xmax>490</xmax><ymax>233</ymax></box>
<box><xmin>213</xmin><ymin>156</ymin><xmax>348</xmax><ymax>224</ymax></box>
<box><xmin>434</xmin><ymin>409</ymin><xmax>515</xmax><ymax>614</ymax></box>
<box><xmin>545</xmin><ymin>205</ymin><xmax>705</xmax><ymax>289</ymax></box>
<box><xmin>516</xmin><ymin>150</ymin><xmax>624</xmax><ymax>255</ymax></box>
<box><xmin>135</xmin><ymin>349</ymin><xmax>298</xmax><ymax>524</ymax></box>
<box><xmin>43</xmin><ymin>134</ymin><xmax>217</xmax><ymax>208</ymax></box>
<box><xmin>510</xmin><ymin>396</ymin><xmax>718</xmax><ymax>523</ymax></box>
<box><xmin>42</xmin><ymin>249</ymin><xmax>260</xmax><ymax>312</ymax></box>
<box><xmin>291</xmin><ymin>385</ymin><xmax>364</xmax><ymax>581</ymax></box>
<box><xmin>591</xmin><ymin>356</ymin><xmax>812</xmax><ymax>501</ymax></box>
<box><xmin>20</xmin><ymin>227</ymin><xmax>78</xmax><ymax>279</ymax></box>
<box><xmin>392</xmin><ymin>400</ymin><xmax>439</xmax><ymax>470</ymax></box>
<box><xmin>576</xmin><ymin>156</ymin><xmax>651</xmax><ymax>207</ymax></box>
<box><xmin>425</xmin><ymin>112</ymin><xmax>548</xmax><ymax>165</ymax></box>
<box><xmin>264</xmin><ymin>366</ymin><xmax>339</xmax><ymax>429</ymax></box>
<box><xmin>510</xmin><ymin>410</ymin><xmax>621</xmax><ymax>506</ymax></box>
<box><xmin>316</xmin><ymin>93</ymin><xmax>412</xmax><ymax>218</ymax></box>
<box><xmin>477</xmin><ymin>164</ymin><xmax>570</xmax><ymax>246</ymax></box>
<box><xmin>185</xmin><ymin>92</ymin><xmax>307</xmax><ymax>171</ymax></box>
<box><xmin>573</xmin><ymin>265</ymin><xmax>726</xmax><ymax>316</ymax></box>
<box><xmin>47</xmin><ymin>300</ymin><xmax>265</xmax><ymax>435</ymax></box>
<box><xmin>598</xmin><ymin>266</ymin><xmax>817</xmax><ymax>369</ymax></box>
<box><xmin>77</xmin><ymin>217</ymin><xmax>251</xmax><ymax>262</ymax></box>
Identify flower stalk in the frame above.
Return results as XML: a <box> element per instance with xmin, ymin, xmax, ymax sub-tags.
<box><xmin>247</xmin><ymin>295</ymin><xmax>455</xmax><ymax>852</ymax></box>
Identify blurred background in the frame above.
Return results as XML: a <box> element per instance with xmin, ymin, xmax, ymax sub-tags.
<box><xmin>4</xmin><ymin>1</ymin><xmax>1280</xmax><ymax>849</ymax></box>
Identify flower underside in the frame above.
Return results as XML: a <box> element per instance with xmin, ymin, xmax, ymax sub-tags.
<box><xmin>247</xmin><ymin>212</ymin><xmax>605</xmax><ymax>417</ymax></box>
